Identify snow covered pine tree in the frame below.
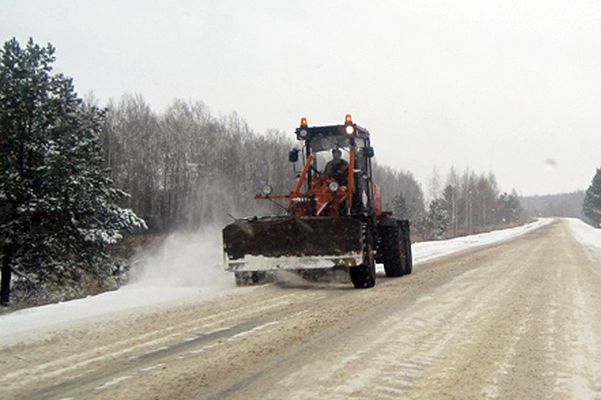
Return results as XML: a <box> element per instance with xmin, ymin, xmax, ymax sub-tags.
<box><xmin>426</xmin><ymin>198</ymin><xmax>450</xmax><ymax>240</ymax></box>
<box><xmin>0</xmin><ymin>38</ymin><xmax>146</xmax><ymax>305</ymax></box>
<box><xmin>583</xmin><ymin>168</ymin><xmax>601</xmax><ymax>227</ymax></box>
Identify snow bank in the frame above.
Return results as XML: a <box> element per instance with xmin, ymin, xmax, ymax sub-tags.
<box><xmin>411</xmin><ymin>218</ymin><xmax>554</xmax><ymax>264</ymax></box>
<box><xmin>566</xmin><ymin>218</ymin><xmax>601</xmax><ymax>255</ymax></box>
<box><xmin>0</xmin><ymin>220</ymin><xmax>553</xmax><ymax>339</ymax></box>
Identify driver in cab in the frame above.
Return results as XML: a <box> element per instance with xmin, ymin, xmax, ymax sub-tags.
<box><xmin>323</xmin><ymin>148</ymin><xmax>348</xmax><ymax>185</ymax></box>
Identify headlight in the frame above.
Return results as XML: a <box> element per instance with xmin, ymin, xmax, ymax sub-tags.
<box><xmin>299</xmin><ymin>129</ymin><xmax>308</xmax><ymax>139</ymax></box>
<box><xmin>345</xmin><ymin>125</ymin><xmax>354</xmax><ymax>135</ymax></box>
<box><xmin>261</xmin><ymin>184</ymin><xmax>273</xmax><ymax>196</ymax></box>
<box><xmin>328</xmin><ymin>182</ymin><xmax>339</xmax><ymax>192</ymax></box>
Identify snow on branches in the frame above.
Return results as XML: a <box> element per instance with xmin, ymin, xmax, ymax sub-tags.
<box><xmin>583</xmin><ymin>168</ymin><xmax>601</xmax><ymax>227</ymax></box>
<box><xmin>0</xmin><ymin>37</ymin><xmax>146</xmax><ymax>303</ymax></box>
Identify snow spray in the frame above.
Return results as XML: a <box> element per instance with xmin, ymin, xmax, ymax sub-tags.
<box><xmin>126</xmin><ymin>228</ymin><xmax>233</xmax><ymax>290</ymax></box>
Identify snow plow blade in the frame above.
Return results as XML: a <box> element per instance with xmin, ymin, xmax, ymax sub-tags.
<box><xmin>223</xmin><ymin>216</ymin><xmax>363</xmax><ymax>272</ymax></box>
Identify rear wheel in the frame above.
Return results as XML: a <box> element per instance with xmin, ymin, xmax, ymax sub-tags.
<box><xmin>234</xmin><ymin>271</ymin><xmax>266</xmax><ymax>286</ymax></box>
<box><xmin>380</xmin><ymin>220</ymin><xmax>404</xmax><ymax>277</ymax></box>
<box><xmin>399</xmin><ymin>220</ymin><xmax>413</xmax><ymax>275</ymax></box>
<box><xmin>380</xmin><ymin>219</ymin><xmax>413</xmax><ymax>277</ymax></box>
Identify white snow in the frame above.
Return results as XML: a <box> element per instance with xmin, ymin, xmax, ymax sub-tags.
<box><xmin>411</xmin><ymin>218</ymin><xmax>554</xmax><ymax>264</ymax></box>
<box><xmin>566</xmin><ymin>218</ymin><xmax>601</xmax><ymax>256</ymax></box>
<box><xmin>0</xmin><ymin>219</ymin><xmax>553</xmax><ymax>340</ymax></box>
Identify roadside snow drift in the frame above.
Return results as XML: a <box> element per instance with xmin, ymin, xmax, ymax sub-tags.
<box><xmin>567</xmin><ymin>218</ymin><xmax>601</xmax><ymax>256</ymax></box>
<box><xmin>412</xmin><ymin>218</ymin><xmax>553</xmax><ymax>264</ymax></box>
<box><xmin>0</xmin><ymin>219</ymin><xmax>553</xmax><ymax>338</ymax></box>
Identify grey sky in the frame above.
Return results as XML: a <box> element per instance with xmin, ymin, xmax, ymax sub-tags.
<box><xmin>2</xmin><ymin>0</ymin><xmax>599</xmax><ymax>196</ymax></box>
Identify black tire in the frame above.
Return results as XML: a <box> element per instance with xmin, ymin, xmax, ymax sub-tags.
<box><xmin>379</xmin><ymin>220</ymin><xmax>404</xmax><ymax>277</ymax></box>
<box><xmin>399</xmin><ymin>220</ymin><xmax>413</xmax><ymax>275</ymax></box>
<box><xmin>234</xmin><ymin>271</ymin><xmax>266</xmax><ymax>286</ymax></box>
<box><xmin>350</xmin><ymin>263</ymin><xmax>376</xmax><ymax>288</ymax></box>
<box><xmin>350</xmin><ymin>228</ymin><xmax>376</xmax><ymax>288</ymax></box>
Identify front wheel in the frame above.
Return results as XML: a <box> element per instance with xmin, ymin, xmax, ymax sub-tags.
<box><xmin>350</xmin><ymin>263</ymin><xmax>376</xmax><ymax>288</ymax></box>
<box><xmin>234</xmin><ymin>271</ymin><xmax>266</xmax><ymax>286</ymax></box>
<box><xmin>350</xmin><ymin>228</ymin><xmax>376</xmax><ymax>288</ymax></box>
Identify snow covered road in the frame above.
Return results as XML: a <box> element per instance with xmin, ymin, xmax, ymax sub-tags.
<box><xmin>0</xmin><ymin>218</ymin><xmax>551</xmax><ymax>339</ymax></box>
<box><xmin>2</xmin><ymin>219</ymin><xmax>601</xmax><ymax>399</ymax></box>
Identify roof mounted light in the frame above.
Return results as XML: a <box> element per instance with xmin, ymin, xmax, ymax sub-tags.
<box><xmin>344</xmin><ymin>114</ymin><xmax>355</xmax><ymax>136</ymax></box>
<box><xmin>300</xmin><ymin>117</ymin><xmax>308</xmax><ymax>127</ymax></box>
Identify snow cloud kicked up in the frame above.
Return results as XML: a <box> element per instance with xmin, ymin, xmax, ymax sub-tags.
<box><xmin>0</xmin><ymin>228</ymin><xmax>235</xmax><ymax>342</ymax></box>
<box><xmin>127</xmin><ymin>228</ymin><xmax>233</xmax><ymax>290</ymax></box>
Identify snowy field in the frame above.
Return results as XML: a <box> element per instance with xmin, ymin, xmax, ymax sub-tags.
<box><xmin>0</xmin><ymin>218</ymin><xmax>553</xmax><ymax>339</ymax></box>
<box><xmin>566</xmin><ymin>218</ymin><xmax>601</xmax><ymax>256</ymax></box>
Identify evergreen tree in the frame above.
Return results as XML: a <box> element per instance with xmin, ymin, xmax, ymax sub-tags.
<box><xmin>497</xmin><ymin>190</ymin><xmax>522</xmax><ymax>224</ymax></box>
<box><xmin>426</xmin><ymin>198</ymin><xmax>450</xmax><ymax>240</ymax></box>
<box><xmin>442</xmin><ymin>184</ymin><xmax>458</xmax><ymax>235</ymax></box>
<box><xmin>0</xmin><ymin>38</ymin><xmax>146</xmax><ymax>305</ymax></box>
<box><xmin>583</xmin><ymin>168</ymin><xmax>601</xmax><ymax>227</ymax></box>
<box><xmin>391</xmin><ymin>193</ymin><xmax>410</xmax><ymax>219</ymax></box>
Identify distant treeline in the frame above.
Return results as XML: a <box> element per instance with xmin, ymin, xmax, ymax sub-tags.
<box><xmin>520</xmin><ymin>191</ymin><xmax>585</xmax><ymax>219</ymax></box>
<box><xmin>102</xmin><ymin>94</ymin><xmax>525</xmax><ymax>239</ymax></box>
<box><xmin>388</xmin><ymin>167</ymin><xmax>526</xmax><ymax>240</ymax></box>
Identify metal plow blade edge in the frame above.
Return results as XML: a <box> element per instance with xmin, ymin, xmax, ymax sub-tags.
<box><xmin>223</xmin><ymin>216</ymin><xmax>363</xmax><ymax>272</ymax></box>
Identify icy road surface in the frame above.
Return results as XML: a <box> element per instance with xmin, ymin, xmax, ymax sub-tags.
<box><xmin>2</xmin><ymin>219</ymin><xmax>601</xmax><ymax>399</ymax></box>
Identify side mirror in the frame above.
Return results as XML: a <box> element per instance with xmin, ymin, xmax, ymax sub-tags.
<box><xmin>289</xmin><ymin>148</ymin><xmax>299</xmax><ymax>163</ymax></box>
<box><xmin>364</xmin><ymin>146</ymin><xmax>375</xmax><ymax>158</ymax></box>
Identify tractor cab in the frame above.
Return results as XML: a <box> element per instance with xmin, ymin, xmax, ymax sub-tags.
<box><xmin>285</xmin><ymin>115</ymin><xmax>381</xmax><ymax>218</ymax></box>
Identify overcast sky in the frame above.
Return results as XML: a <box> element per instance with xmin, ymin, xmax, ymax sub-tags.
<box><xmin>2</xmin><ymin>0</ymin><xmax>599</xmax><ymax>196</ymax></box>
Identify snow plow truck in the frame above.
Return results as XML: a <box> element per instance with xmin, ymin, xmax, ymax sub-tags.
<box><xmin>222</xmin><ymin>115</ymin><xmax>412</xmax><ymax>288</ymax></box>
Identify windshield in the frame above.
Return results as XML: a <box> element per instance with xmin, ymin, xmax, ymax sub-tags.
<box><xmin>310</xmin><ymin>135</ymin><xmax>364</xmax><ymax>172</ymax></box>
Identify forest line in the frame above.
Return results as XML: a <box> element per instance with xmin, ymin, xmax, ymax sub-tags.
<box><xmin>103</xmin><ymin>94</ymin><xmax>525</xmax><ymax>240</ymax></box>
